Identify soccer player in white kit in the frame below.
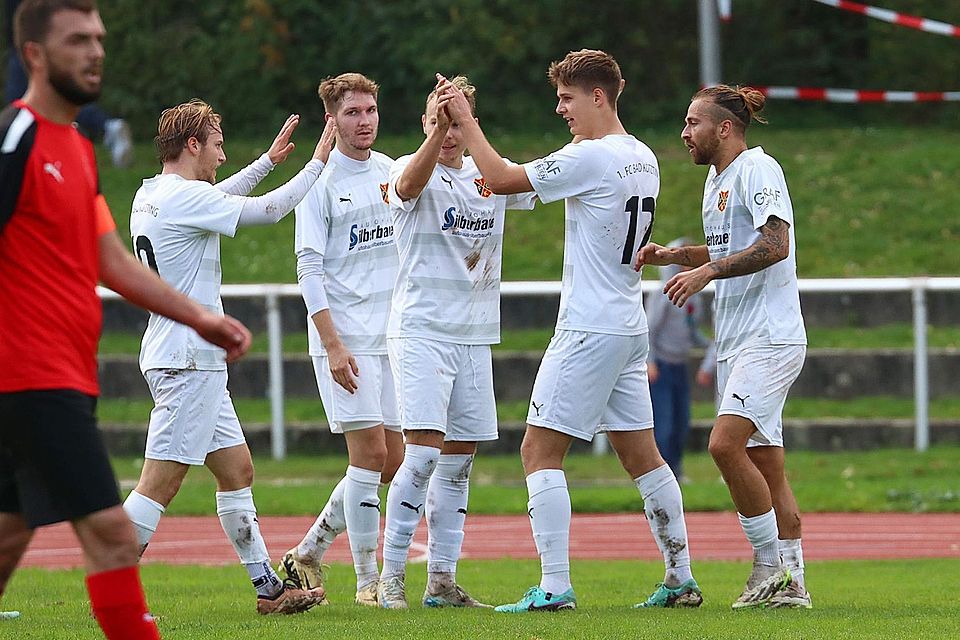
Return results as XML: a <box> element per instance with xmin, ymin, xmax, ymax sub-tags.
<box><xmin>376</xmin><ymin>76</ymin><xmax>537</xmax><ymax>609</ymax></box>
<box><xmin>278</xmin><ymin>73</ymin><xmax>403</xmax><ymax>607</ymax></box>
<box><xmin>122</xmin><ymin>99</ymin><xmax>335</xmax><ymax>615</ymax></box>
<box><xmin>636</xmin><ymin>84</ymin><xmax>810</xmax><ymax>609</ymax></box>
<box><xmin>441</xmin><ymin>49</ymin><xmax>703</xmax><ymax>613</ymax></box>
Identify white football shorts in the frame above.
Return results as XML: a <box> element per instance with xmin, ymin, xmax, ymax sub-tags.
<box><xmin>527</xmin><ymin>330</ymin><xmax>654</xmax><ymax>441</ymax></box>
<box><xmin>143</xmin><ymin>368</ymin><xmax>246</xmax><ymax>465</ymax></box>
<box><xmin>313</xmin><ymin>354</ymin><xmax>400</xmax><ymax>433</ymax></box>
<box><xmin>716</xmin><ymin>344</ymin><xmax>806</xmax><ymax>447</ymax></box>
<box><xmin>387</xmin><ymin>337</ymin><xmax>497</xmax><ymax>441</ymax></box>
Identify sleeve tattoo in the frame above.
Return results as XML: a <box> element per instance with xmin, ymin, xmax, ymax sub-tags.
<box><xmin>708</xmin><ymin>216</ymin><xmax>790</xmax><ymax>279</ymax></box>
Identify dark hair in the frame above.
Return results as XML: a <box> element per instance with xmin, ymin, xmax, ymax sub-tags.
<box><xmin>14</xmin><ymin>0</ymin><xmax>97</xmax><ymax>61</ymax></box>
<box><xmin>692</xmin><ymin>84</ymin><xmax>767</xmax><ymax>130</ymax></box>
<box><xmin>547</xmin><ymin>49</ymin><xmax>622</xmax><ymax>109</ymax></box>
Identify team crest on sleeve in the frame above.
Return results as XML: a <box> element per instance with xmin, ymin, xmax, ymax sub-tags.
<box><xmin>474</xmin><ymin>177</ymin><xmax>492</xmax><ymax>198</ymax></box>
<box><xmin>717</xmin><ymin>190</ymin><xmax>729</xmax><ymax>212</ymax></box>
<box><xmin>380</xmin><ymin>183</ymin><xmax>389</xmax><ymax>204</ymax></box>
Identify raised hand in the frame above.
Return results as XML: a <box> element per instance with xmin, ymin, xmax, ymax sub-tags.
<box><xmin>267</xmin><ymin>114</ymin><xmax>300</xmax><ymax>165</ymax></box>
<box><xmin>313</xmin><ymin>117</ymin><xmax>337</xmax><ymax>164</ymax></box>
<box><xmin>436</xmin><ymin>73</ymin><xmax>470</xmax><ymax>124</ymax></box>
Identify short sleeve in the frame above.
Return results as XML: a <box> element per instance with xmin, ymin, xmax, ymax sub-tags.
<box><xmin>0</xmin><ymin>105</ymin><xmax>34</xmax><ymax>235</ymax></box>
<box><xmin>522</xmin><ymin>141</ymin><xmax>604</xmax><ymax>205</ymax></box>
<box><xmin>743</xmin><ymin>160</ymin><xmax>792</xmax><ymax>229</ymax></box>
<box><xmin>388</xmin><ymin>155</ymin><xmax>419</xmax><ymax>213</ymax></box>
<box><xmin>505</xmin><ymin>191</ymin><xmax>538</xmax><ymax>211</ymax></box>
<box><xmin>175</xmin><ymin>181</ymin><xmax>246</xmax><ymax>237</ymax></box>
<box><xmin>294</xmin><ymin>180</ymin><xmax>330</xmax><ymax>256</ymax></box>
<box><xmin>502</xmin><ymin>157</ymin><xmax>538</xmax><ymax>210</ymax></box>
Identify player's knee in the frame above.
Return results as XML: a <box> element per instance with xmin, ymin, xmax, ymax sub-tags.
<box><xmin>367</xmin><ymin>444</ymin><xmax>388</xmax><ymax>472</ymax></box>
<box><xmin>520</xmin><ymin>434</ymin><xmax>553</xmax><ymax>474</ymax></box>
<box><xmin>707</xmin><ymin>433</ymin><xmax>738</xmax><ymax>466</ymax></box>
<box><xmin>78</xmin><ymin>509</ymin><xmax>141</xmax><ymax>570</ymax></box>
<box><xmin>231</xmin><ymin>461</ymin><xmax>255</xmax><ymax>489</ymax></box>
<box><xmin>0</xmin><ymin>528</ymin><xmax>30</xmax><ymax>584</ymax></box>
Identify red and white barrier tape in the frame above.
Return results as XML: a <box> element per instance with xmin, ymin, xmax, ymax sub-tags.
<box><xmin>757</xmin><ymin>86</ymin><xmax>960</xmax><ymax>102</ymax></box>
<box><xmin>812</xmin><ymin>0</ymin><xmax>960</xmax><ymax>37</ymax></box>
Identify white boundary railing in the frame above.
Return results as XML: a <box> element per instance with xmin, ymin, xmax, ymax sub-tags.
<box><xmin>99</xmin><ymin>277</ymin><xmax>960</xmax><ymax>458</ymax></box>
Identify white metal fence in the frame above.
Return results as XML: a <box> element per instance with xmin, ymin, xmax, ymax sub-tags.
<box><xmin>98</xmin><ymin>277</ymin><xmax>960</xmax><ymax>458</ymax></box>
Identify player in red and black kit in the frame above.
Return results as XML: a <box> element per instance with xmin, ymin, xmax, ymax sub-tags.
<box><xmin>0</xmin><ymin>2</ymin><xmax>251</xmax><ymax>637</ymax></box>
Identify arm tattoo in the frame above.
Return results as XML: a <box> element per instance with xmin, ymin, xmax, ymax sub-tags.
<box><xmin>674</xmin><ymin>245</ymin><xmax>710</xmax><ymax>267</ymax></box>
<box><xmin>708</xmin><ymin>216</ymin><xmax>790</xmax><ymax>279</ymax></box>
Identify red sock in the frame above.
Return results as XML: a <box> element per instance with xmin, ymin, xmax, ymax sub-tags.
<box><xmin>85</xmin><ymin>566</ymin><xmax>160</xmax><ymax>640</ymax></box>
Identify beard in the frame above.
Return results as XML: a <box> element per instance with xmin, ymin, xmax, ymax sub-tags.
<box><xmin>691</xmin><ymin>136</ymin><xmax>720</xmax><ymax>166</ymax></box>
<box><xmin>48</xmin><ymin>65</ymin><xmax>101</xmax><ymax>106</ymax></box>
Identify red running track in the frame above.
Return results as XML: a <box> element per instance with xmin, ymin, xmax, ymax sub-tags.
<box><xmin>19</xmin><ymin>512</ymin><xmax>960</xmax><ymax>569</ymax></box>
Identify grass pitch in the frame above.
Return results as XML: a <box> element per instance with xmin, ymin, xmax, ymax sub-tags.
<box><xmin>106</xmin><ymin>448</ymin><xmax>960</xmax><ymax>516</ymax></box>
<box><xmin>4</xmin><ymin>559</ymin><xmax>958</xmax><ymax>639</ymax></box>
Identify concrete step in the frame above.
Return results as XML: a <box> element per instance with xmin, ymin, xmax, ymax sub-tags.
<box><xmin>99</xmin><ymin>348</ymin><xmax>960</xmax><ymax>403</ymax></box>
<box><xmin>99</xmin><ymin>418</ymin><xmax>960</xmax><ymax>456</ymax></box>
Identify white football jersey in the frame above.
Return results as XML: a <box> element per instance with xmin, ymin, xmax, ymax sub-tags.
<box><xmin>524</xmin><ymin>135</ymin><xmax>659</xmax><ymax>336</ymax></box>
<box><xmin>701</xmin><ymin>146</ymin><xmax>806</xmax><ymax>359</ymax></box>
<box><xmin>295</xmin><ymin>148</ymin><xmax>397</xmax><ymax>356</ymax></box>
<box><xmin>387</xmin><ymin>154</ymin><xmax>536</xmax><ymax>344</ymax></box>
<box><xmin>130</xmin><ymin>174</ymin><xmax>245</xmax><ymax>372</ymax></box>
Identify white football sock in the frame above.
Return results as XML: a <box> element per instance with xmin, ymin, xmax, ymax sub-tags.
<box><xmin>635</xmin><ymin>464</ymin><xmax>694</xmax><ymax>586</ymax></box>
<box><xmin>739</xmin><ymin>509</ymin><xmax>782</xmax><ymax>568</ymax></box>
<box><xmin>779</xmin><ymin>538</ymin><xmax>805</xmax><ymax>589</ymax></box>
<box><xmin>343</xmin><ymin>465</ymin><xmax>382</xmax><ymax>590</ymax></box>
<box><xmin>122</xmin><ymin>490</ymin><xmax>164</xmax><ymax>557</ymax></box>
<box><xmin>296</xmin><ymin>476</ymin><xmax>347</xmax><ymax>563</ymax></box>
<box><xmin>382</xmin><ymin>444</ymin><xmax>440</xmax><ymax>579</ymax></box>
<box><xmin>426</xmin><ymin>454</ymin><xmax>473</xmax><ymax>592</ymax></box>
<box><xmin>526</xmin><ymin>469</ymin><xmax>572</xmax><ymax>595</ymax></box>
<box><xmin>216</xmin><ymin>487</ymin><xmax>282</xmax><ymax>598</ymax></box>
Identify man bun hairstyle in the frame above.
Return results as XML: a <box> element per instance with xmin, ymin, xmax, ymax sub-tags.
<box><xmin>14</xmin><ymin>0</ymin><xmax>97</xmax><ymax>63</ymax></box>
<box><xmin>318</xmin><ymin>73</ymin><xmax>379</xmax><ymax>114</ymax></box>
<box><xmin>155</xmin><ymin>99</ymin><xmax>222</xmax><ymax>163</ymax></box>
<box><xmin>426</xmin><ymin>75</ymin><xmax>476</xmax><ymax>116</ymax></box>
<box><xmin>547</xmin><ymin>49</ymin><xmax>622</xmax><ymax>108</ymax></box>
<box><xmin>693</xmin><ymin>84</ymin><xmax>768</xmax><ymax>130</ymax></box>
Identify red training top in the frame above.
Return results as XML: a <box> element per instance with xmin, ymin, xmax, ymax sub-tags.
<box><xmin>0</xmin><ymin>100</ymin><xmax>116</xmax><ymax>396</ymax></box>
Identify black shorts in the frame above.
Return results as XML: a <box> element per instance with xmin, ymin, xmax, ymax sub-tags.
<box><xmin>0</xmin><ymin>389</ymin><xmax>121</xmax><ymax>528</ymax></box>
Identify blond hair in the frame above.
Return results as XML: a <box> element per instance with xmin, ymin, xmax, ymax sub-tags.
<box><xmin>692</xmin><ymin>85</ymin><xmax>768</xmax><ymax>130</ymax></box>
<box><xmin>547</xmin><ymin>49</ymin><xmax>622</xmax><ymax>108</ymax></box>
<box><xmin>318</xmin><ymin>73</ymin><xmax>379</xmax><ymax>114</ymax></box>
<box><xmin>425</xmin><ymin>75</ymin><xmax>476</xmax><ymax>116</ymax></box>
<box><xmin>155</xmin><ymin>99</ymin><xmax>222</xmax><ymax>163</ymax></box>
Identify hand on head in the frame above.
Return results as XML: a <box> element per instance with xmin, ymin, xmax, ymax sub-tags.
<box><xmin>434</xmin><ymin>73</ymin><xmax>471</xmax><ymax>124</ymax></box>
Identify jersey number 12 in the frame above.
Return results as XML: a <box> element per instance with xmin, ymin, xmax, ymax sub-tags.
<box><xmin>621</xmin><ymin>195</ymin><xmax>656</xmax><ymax>264</ymax></box>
